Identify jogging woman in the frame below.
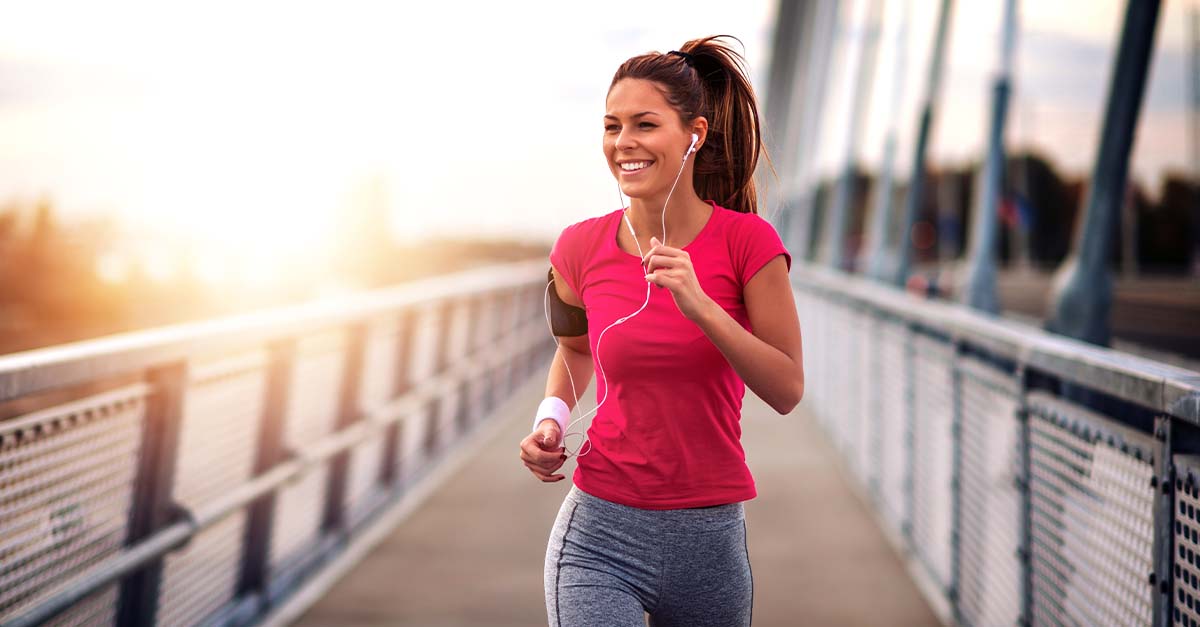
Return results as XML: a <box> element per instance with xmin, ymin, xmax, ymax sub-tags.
<box><xmin>519</xmin><ymin>35</ymin><xmax>804</xmax><ymax>626</ymax></box>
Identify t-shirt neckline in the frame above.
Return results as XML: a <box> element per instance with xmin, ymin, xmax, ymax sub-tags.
<box><xmin>609</xmin><ymin>200</ymin><xmax>720</xmax><ymax>260</ymax></box>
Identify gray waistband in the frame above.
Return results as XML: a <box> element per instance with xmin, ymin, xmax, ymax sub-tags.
<box><xmin>566</xmin><ymin>486</ymin><xmax>744</xmax><ymax>532</ymax></box>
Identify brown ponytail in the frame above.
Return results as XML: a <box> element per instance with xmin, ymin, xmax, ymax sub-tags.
<box><xmin>610</xmin><ymin>35</ymin><xmax>766</xmax><ymax>215</ymax></box>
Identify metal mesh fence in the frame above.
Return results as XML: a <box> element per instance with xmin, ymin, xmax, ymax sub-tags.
<box><xmin>358</xmin><ymin>317</ymin><xmax>401</xmax><ymax>414</ymax></box>
<box><xmin>851</xmin><ymin>309</ymin><xmax>877</xmax><ymax>490</ymax></box>
<box><xmin>877</xmin><ymin>318</ymin><xmax>910</xmax><ymax>536</ymax></box>
<box><xmin>156</xmin><ymin>353</ymin><xmax>267</xmax><ymax>626</ymax></box>
<box><xmin>346</xmin><ymin>434</ymin><xmax>389</xmax><ymax>530</ymax></box>
<box><xmin>269</xmin><ymin>330</ymin><xmax>346</xmax><ymax>582</ymax></box>
<box><xmin>793</xmin><ymin>277</ymin><xmax>1200</xmax><ymax>627</ymax></box>
<box><xmin>1174</xmin><ymin>456</ymin><xmax>1200</xmax><ymax>627</ymax></box>
<box><xmin>839</xmin><ymin>306</ymin><xmax>863</xmax><ymax>478</ymax></box>
<box><xmin>797</xmin><ymin>291</ymin><xmax>908</xmax><ymax>540</ymax></box>
<box><xmin>156</xmin><ymin>512</ymin><xmax>247</xmax><ymax>627</ymax></box>
<box><xmin>409</xmin><ymin>305</ymin><xmax>447</xmax><ymax>465</ymax></box>
<box><xmin>400</xmin><ymin>406</ymin><xmax>430</xmax><ymax>482</ymax></box>
<box><xmin>824</xmin><ymin>299</ymin><xmax>844</xmax><ymax>448</ymax></box>
<box><xmin>431</xmin><ymin>386</ymin><xmax>461</xmax><ymax>457</ymax></box>
<box><xmin>0</xmin><ymin>385</ymin><xmax>148</xmax><ymax>625</ymax></box>
<box><xmin>1027</xmin><ymin>392</ymin><xmax>1155</xmax><ymax>626</ymax></box>
<box><xmin>446</xmin><ymin>299</ymin><xmax>471</xmax><ymax>365</ymax></box>
<box><xmin>409</xmin><ymin>304</ymin><xmax>442</xmax><ymax>385</ymax></box>
<box><xmin>910</xmin><ymin>333</ymin><xmax>955</xmax><ymax>589</ymax></box>
<box><xmin>0</xmin><ymin>270</ymin><xmax>548</xmax><ymax>626</ymax></box>
<box><xmin>956</xmin><ymin>357</ymin><xmax>1022</xmax><ymax>627</ymax></box>
<box><xmin>802</xmin><ymin>293</ymin><xmax>832</xmax><ymax>438</ymax></box>
<box><xmin>44</xmin><ymin>587</ymin><xmax>120</xmax><ymax>627</ymax></box>
<box><xmin>346</xmin><ymin>319</ymin><xmax>404</xmax><ymax>528</ymax></box>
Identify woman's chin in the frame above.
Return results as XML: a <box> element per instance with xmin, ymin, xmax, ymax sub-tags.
<box><xmin>617</xmin><ymin>185</ymin><xmax>651</xmax><ymax>200</ymax></box>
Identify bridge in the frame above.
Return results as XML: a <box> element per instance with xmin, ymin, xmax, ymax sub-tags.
<box><xmin>3</xmin><ymin>0</ymin><xmax>1200</xmax><ymax>625</ymax></box>
<box><xmin>0</xmin><ymin>259</ymin><xmax>1196</xmax><ymax>626</ymax></box>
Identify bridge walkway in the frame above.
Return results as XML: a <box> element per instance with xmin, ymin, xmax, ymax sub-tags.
<box><xmin>291</xmin><ymin>370</ymin><xmax>937</xmax><ymax>626</ymax></box>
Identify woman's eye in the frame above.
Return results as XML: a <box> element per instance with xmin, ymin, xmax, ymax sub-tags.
<box><xmin>604</xmin><ymin>125</ymin><xmax>619</xmax><ymax>132</ymax></box>
<box><xmin>638</xmin><ymin>122</ymin><xmax>656</xmax><ymax>129</ymax></box>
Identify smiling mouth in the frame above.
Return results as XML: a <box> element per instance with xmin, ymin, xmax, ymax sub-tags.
<box><xmin>618</xmin><ymin>161</ymin><xmax>653</xmax><ymax>174</ymax></box>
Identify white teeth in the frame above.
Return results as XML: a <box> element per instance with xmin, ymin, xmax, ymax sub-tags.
<box><xmin>620</xmin><ymin>161</ymin><xmax>650</xmax><ymax>172</ymax></box>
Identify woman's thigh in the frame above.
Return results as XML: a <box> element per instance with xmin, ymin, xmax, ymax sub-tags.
<box><xmin>544</xmin><ymin>488</ymin><xmax>751</xmax><ymax>627</ymax></box>
<box><xmin>544</xmin><ymin>491</ymin><xmax>658</xmax><ymax>627</ymax></box>
<box><xmin>650</xmin><ymin>519</ymin><xmax>753</xmax><ymax>627</ymax></box>
<box><xmin>553</xmin><ymin>577</ymin><xmax>646</xmax><ymax>627</ymax></box>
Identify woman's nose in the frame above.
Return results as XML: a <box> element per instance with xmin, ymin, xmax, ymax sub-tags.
<box><xmin>614</xmin><ymin>129</ymin><xmax>636</xmax><ymax>151</ymax></box>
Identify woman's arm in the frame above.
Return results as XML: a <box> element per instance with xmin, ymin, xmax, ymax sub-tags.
<box><xmin>643</xmin><ymin>241</ymin><xmax>804</xmax><ymax>414</ymax></box>
<box><xmin>544</xmin><ymin>266</ymin><xmax>594</xmax><ymax>408</ymax></box>
<box><xmin>520</xmin><ymin>265</ymin><xmax>594</xmax><ymax>483</ymax></box>
<box><xmin>693</xmin><ymin>255</ymin><xmax>804</xmax><ymax>414</ymax></box>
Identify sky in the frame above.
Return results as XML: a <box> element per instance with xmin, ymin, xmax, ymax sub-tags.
<box><xmin>1</xmin><ymin>0</ymin><xmax>1194</xmax><ymax>279</ymax></box>
<box><xmin>816</xmin><ymin>0</ymin><xmax>1196</xmax><ymax>198</ymax></box>
<box><xmin>0</xmin><ymin>0</ymin><xmax>776</xmax><ymax>258</ymax></box>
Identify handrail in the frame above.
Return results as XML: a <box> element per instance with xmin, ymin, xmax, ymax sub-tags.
<box><xmin>795</xmin><ymin>261</ymin><xmax>1198</xmax><ymax>626</ymax></box>
<box><xmin>0</xmin><ymin>317</ymin><xmax>547</xmax><ymax>627</ymax></box>
<box><xmin>0</xmin><ymin>260</ymin><xmax>547</xmax><ymax>402</ymax></box>
<box><xmin>794</xmin><ymin>265</ymin><xmax>1200</xmax><ymax>422</ymax></box>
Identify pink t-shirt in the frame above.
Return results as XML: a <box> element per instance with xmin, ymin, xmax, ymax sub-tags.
<box><xmin>549</xmin><ymin>201</ymin><xmax>791</xmax><ymax>509</ymax></box>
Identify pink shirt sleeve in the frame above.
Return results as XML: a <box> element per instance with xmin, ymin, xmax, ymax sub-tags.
<box><xmin>549</xmin><ymin>223</ymin><xmax>584</xmax><ymax>302</ymax></box>
<box><xmin>730</xmin><ymin>214</ymin><xmax>791</xmax><ymax>287</ymax></box>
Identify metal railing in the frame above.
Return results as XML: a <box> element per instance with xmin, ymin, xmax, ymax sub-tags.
<box><xmin>795</xmin><ymin>263</ymin><xmax>1200</xmax><ymax>627</ymax></box>
<box><xmin>0</xmin><ymin>260</ymin><xmax>553</xmax><ymax>627</ymax></box>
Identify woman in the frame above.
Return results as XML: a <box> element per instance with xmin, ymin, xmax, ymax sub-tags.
<box><xmin>519</xmin><ymin>35</ymin><xmax>804</xmax><ymax>626</ymax></box>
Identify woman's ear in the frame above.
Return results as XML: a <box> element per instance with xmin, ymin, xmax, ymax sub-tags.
<box><xmin>691</xmin><ymin>117</ymin><xmax>709</xmax><ymax>151</ymax></box>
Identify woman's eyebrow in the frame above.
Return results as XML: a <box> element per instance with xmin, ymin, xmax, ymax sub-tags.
<box><xmin>603</xmin><ymin>111</ymin><xmax>661</xmax><ymax>120</ymax></box>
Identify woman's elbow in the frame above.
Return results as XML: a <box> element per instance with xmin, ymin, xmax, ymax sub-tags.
<box><xmin>770</xmin><ymin>378</ymin><xmax>805</xmax><ymax>415</ymax></box>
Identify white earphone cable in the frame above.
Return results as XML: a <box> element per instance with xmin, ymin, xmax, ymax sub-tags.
<box><xmin>545</xmin><ymin>138</ymin><xmax>695</xmax><ymax>458</ymax></box>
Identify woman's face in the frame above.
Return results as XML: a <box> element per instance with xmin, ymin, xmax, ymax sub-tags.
<box><xmin>604</xmin><ymin>78</ymin><xmax>698</xmax><ymax>200</ymax></box>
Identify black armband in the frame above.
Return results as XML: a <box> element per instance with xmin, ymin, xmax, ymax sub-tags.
<box><xmin>547</xmin><ymin>269</ymin><xmax>588</xmax><ymax>336</ymax></box>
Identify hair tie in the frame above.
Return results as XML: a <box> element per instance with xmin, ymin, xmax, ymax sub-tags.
<box><xmin>667</xmin><ymin>50</ymin><xmax>694</xmax><ymax>67</ymax></box>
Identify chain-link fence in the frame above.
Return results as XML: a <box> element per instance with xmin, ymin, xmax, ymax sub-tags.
<box><xmin>0</xmin><ymin>261</ymin><xmax>552</xmax><ymax>627</ymax></box>
<box><xmin>796</xmin><ymin>264</ymin><xmax>1200</xmax><ymax>627</ymax></box>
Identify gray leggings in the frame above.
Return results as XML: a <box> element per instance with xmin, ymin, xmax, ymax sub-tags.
<box><xmin>544</xmin><ymin>486</ymin><xmax>753</xmax><ymax>626</ymax></box>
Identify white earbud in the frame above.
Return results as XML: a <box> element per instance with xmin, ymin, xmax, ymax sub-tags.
<box><xmin>685</xmin><ymin>133</ymin><xmax>699</xmax><ymax>158</ymax></box>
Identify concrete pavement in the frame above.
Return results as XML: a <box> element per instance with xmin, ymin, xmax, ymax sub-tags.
<box><xmin>293</xmin><ymin>369</ymin><xmax>938</xmax><ymax>626</ymax></box>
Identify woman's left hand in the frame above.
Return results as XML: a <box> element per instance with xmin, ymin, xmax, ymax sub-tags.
<box><xmin>643</xmin><ymin>237</ymin><xmax>716</xmax><ymax>322</ymax></box>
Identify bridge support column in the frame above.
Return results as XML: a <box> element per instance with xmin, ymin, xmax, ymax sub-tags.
<box><xmin>1046</xmin><ymin>0</ymin><xmax>1162</xmax><ymax>345</ymax></box>
<box><xmin>787</xmin><ymin>1</ymin><xmax>839</xmax><ymax>262</ymax></box>
<box><xmin>238</xmin><ymin>339</ymin><xmax>296</xmax><ymax>610</ymax></box>
<box><xmin>819</xmin><ymin>0</ymin><xmax>883</xmax><ymax>272</ymax></box>
<box><xmin>958</xmin><ymin>0</ymin><xmax>1017</xmax><ymax>314</ymax></box>
<box><xmin>381</xmin><ymin>308</ymin><xmax>416</xmax><ymax>490</ymax></box>
<box><xmin>423</xmin><ymin>299</ymin><xmax>457</xmax><ymax>459</ymax></box>
<box><xmin>118</xmin><ymin>361</ymin><xmax>188</xmax><ymax>626</ymax></box>
<box><xmin>888</xmin><ymin>0</ymin><xmax>953</xmax><ymax>287</ymax></box>
<box><xmin>864</xmin><ymin>0</ymin><xmax>913</xmax><ymax>282</ymax></box>
<box><xmin>322</xmin><ymin>323</ymin><xmax>368</xmax><ymax>533</ymax></box>
<box><xmin>763</xmin><ymin>0</ymin><xmax>808</xmax><ymax>183</ymax></box>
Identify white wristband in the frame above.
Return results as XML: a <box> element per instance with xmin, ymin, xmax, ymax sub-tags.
<box><xmin>534</xmin><ymin>397</ymin><xmax>570</xmax><ymax>434</ymax></box>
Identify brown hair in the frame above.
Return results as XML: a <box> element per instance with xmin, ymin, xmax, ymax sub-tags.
<box><xmin>610</xmin><ymin>35</ymin><xmax>766</xmax><ymax>215</ymax></box>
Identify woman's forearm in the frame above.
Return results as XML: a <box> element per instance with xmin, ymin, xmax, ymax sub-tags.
<box><xmin>545</xmin><ymin>343</ymin><xmax>595</xmax><ymax>411</ymax></box>
<box><xmin>693</xmin><ymin>301</ymin><xmax>804</xmax><ymax>414</ymax></box>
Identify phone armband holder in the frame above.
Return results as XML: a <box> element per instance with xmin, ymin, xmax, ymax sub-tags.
<box><xmin>547</xmin><ymin>268</ymin><xmax>587</xmax><ymax>336</ymax></box>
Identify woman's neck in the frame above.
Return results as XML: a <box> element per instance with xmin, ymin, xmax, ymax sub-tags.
<box><xmin>626</xmin><ymin>189</ymin><xmax>709</xmax><ymax>245</ymax></box>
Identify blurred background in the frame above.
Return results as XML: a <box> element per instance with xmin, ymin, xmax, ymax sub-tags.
<box><xmin>3</xmin><ymin>0</ymin><xmax>1196</xmax><ymax>363</ymax></box>
<box><xmin>1</xmin><ymin>1</ymin><xmax>1199</xmax><ymax>626</ymax></box>
<box><xmin>0</xmin><ymin>0</ymin><xmax>772</xmax><ymax>354</ymax></box>
<box><xmin>770</xmin><ymin>0</ymin><xmax>1199</xmax><ymax>364</ymax></box>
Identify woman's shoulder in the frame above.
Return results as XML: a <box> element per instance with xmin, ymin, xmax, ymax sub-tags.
<box><xmin>551</xmin><ymin>209</ymin><xmax>623</xmax><ymax>271</ymax></box>
<box><xmin>555</xmin><ymin>209</ymin><xmax>623</xmax><ymax>244</ymax></box>
<box><xmin>713</xmin><ymin>204</ymin><xmax>780</xmax><ymax>237</ymax></box>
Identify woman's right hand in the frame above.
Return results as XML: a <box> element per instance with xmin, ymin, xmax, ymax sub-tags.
<box><xmin>520</xmin><ymin>420</ymin><xmax>566</xmax><ymax>482</ymax></box>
